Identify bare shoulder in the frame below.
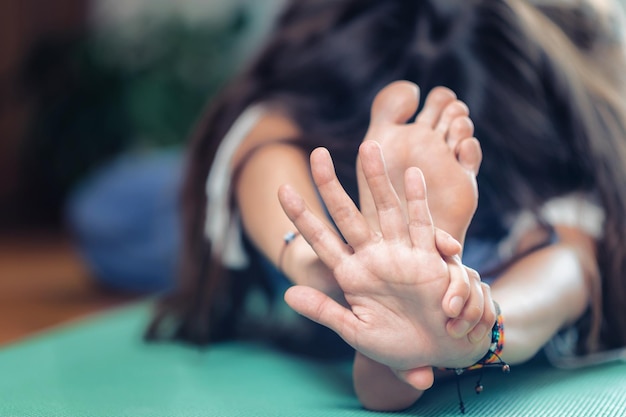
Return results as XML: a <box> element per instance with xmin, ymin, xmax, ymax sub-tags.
<box><xmin>232</xmin><ymin>109</ymin><xmax>303</xmax><ymax>168</ymax></box>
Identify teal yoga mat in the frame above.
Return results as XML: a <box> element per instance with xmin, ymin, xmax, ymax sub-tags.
<box><xmin>1</xmin><ymin>302</ymin><xmax>625</xmax><ymax>416</ymax></box>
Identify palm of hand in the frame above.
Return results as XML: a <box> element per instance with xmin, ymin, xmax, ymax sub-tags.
<box><xmin>333</xmin><ymin>236</ymin><xmax>456</xmax><ymax>370</ymax></box>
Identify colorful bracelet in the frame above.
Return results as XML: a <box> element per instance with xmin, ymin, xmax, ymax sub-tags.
<box><xmin>447</xmin><ymin>302</ymin><xmax>510</xmax><ymax>414</ymax></box>
<box><xmin>452</xmin><ymin>307</ymin><xmax>508</xmax><ymax>374</ymax></box>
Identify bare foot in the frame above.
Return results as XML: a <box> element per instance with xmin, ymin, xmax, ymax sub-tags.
<box><xmin>357</xmin><ymin>81</ymin><xmax>482</xmax><ymax>245</ymax></box>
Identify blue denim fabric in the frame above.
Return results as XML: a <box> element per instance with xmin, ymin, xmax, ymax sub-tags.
<box><xmin>65</xmin><ymin>149</ymin><xmax>184</xmax><ymax>293</ymax></box>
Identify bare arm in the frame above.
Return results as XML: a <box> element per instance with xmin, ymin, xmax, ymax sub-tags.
<box><xmin>492</xmin><ymin>225</ymin><xmax>595</xmax><ymax>364</ymax></box>
<box><xmin>233</xmin><ymin>112</ymin><xmax>338</xmax><ymax>293</ymax></box>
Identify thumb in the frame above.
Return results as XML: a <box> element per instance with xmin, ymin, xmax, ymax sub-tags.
<box><xmin>284</xmin><ymin>285</ymin><xmax>358</xmax><ymax>344</ymax></box>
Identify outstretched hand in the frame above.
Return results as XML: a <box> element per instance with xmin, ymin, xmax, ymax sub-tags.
<box><xmin>356</xmin><ymin>81</ymin><xmax>490</xmax><ymax>344</ymax></box>
<box><xmin>278</xmin><ymin>142</ymin><xmax>492</xmax><ymax>382</ymax></box>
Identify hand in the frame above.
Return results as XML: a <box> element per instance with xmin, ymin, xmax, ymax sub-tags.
<box><xmin>278</xmin><ymin>142</ymin><xmax>493</xmax><ymax>380</ymax></box>
<box><xmin>355</xmin><ymin>81</ymin><xmax>488</xmax><ymax>341</ymax></box>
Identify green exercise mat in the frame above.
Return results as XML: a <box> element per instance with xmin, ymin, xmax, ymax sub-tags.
<box><xmin>1</xmin><ymin>302</ymin><xmax>624</xmax><ymax>417</ymax></box>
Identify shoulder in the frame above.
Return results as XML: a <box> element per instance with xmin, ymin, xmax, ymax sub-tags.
<box><xmin>231</xmin><ymin>107</ymin><xmax>303</xmax><ymax>168</ymax></box>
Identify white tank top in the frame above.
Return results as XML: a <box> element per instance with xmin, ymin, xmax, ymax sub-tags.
<box><xmin>204</xmin><ymin>106</ymin><xmax>265</xmax><ymax>269</ymax></box>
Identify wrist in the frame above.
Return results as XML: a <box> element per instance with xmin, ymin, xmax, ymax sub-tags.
<box><xmin>444</xmin><ymin>303</ymin><xmax>510</xmax><ymax>414</ymax></box>
<box><xmin>280</xmin><ymin>232</ymin><xmax>338</xmax><ymax>293</ymax></box>
<box><xmin>470</xmin><ymin>322</ymin><xmax>497</xmax><ymax>367</ymax></box>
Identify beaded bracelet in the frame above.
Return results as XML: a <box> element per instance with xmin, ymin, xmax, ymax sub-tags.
<box><xmin>452</xmin><ymin>309</ymin><xmax>508</xmax><ymax>374</ymax></box>
<box><xmin>278</xmin><ymin>231</ymin><xmax>300</xmax><ymax>273</ymax></box>
<box><xmin>447</xmin><ymin>302</ymin><xmax>510</xmax><ymax>414</ymax></box>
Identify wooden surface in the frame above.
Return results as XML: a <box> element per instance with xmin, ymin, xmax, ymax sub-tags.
<box><xmin>0</xmin><ymin>232</ymin><xmax>137</xmax><ymax>345</ymax></box>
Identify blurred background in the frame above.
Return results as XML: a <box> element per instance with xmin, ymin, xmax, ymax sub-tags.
<box><xmin>0</xmin><ymin>0</ymin><xmax>284</xmax><ymax>344</ymax></box>
<box><xmin>3</xmin><ymin>0</ymin><xmax>625</xmax><ymax>346</ymax></box>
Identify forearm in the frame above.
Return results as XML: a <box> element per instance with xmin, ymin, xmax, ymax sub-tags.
<box><xmin>353</xmin><ymin>352</ymin><xmax>423</xmax><ymax>411</ymax></box>
<box><xmin>491</xmin><ymin>232</ymin><xmax>593</xmax><ymax>364</ymax></box>
<box><xmin>235</xmin><ymin>137</ymin><xmax>337</xmax><ymax>292</ymax></box>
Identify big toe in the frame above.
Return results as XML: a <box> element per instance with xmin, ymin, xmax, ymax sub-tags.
<box><xmin>456</xmin><ymin>137</ymin><xmax>482</xmax><ymax>176</ymax></box>
<box><xmin>370</xmin><ymin>80</ymin><xmax>420</xmax><ymax>126</ymax></box>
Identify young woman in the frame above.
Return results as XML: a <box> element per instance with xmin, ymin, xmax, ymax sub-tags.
<box><xmin>147</xmin><ymin>0</ymin><xmax>626</xmax><ymax>411</ymax></box>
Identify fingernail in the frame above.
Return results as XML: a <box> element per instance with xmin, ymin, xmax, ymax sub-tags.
<box><xmin>469</xmin><ymin>324</ymin><xmax>488</xmax><ymax>344</ymax></box>
<box><xmin>449</xmin><ymin>296</ymin><xmax>463</xmax><ymax>317</ymax></box>
<box><xmin>451</xmin><ymin>320</ymin><xmax>471</xmax><ymax>338</ymax></box>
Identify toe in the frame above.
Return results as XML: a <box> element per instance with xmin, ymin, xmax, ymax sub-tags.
<box><xmin>370</xmin><ymin>81</ymin><xmax>420</xmax><ymax>126</ymax></box>
<box><xmin>436</xmin><ymin>100</ymin><xmax>469</xmax><ymax>135</ymax></box>
<box><xmin>447</xmin><ymin>116</ymin><xmax>474</xmax><ymax>150</ymax></box>
<box><xmin>456</xmin><ymin>138</ymin><xmax>482</xmax><ymax>176</ymax></box>
<box><xmin>414</xmin><ymin>86</ymin><xmax>456</xmax><ymax>127</ymax></box>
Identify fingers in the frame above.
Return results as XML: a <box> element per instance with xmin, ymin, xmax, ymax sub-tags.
<box><xmin>358</xmin><ymin>141</ymin><xmax>408</xmax><ymax>241</ymax></box>
<box><xmin>359</xmin><ymin>141</ymin><xmax>446</xmax><ymax>250</ymax></box>
<box><xmin>436</xmin><ymin>229</ymin><xmax>466</xmax><ymax>318</ymax></box>
<box><xmin>441</xmin><ymin>259</ymin><xmax>470</xmax><ymax>319</ymax></box>
<box><xmin>403</xmin><ymin>166</ymin><xmax>437</xmax><ymax>251</ymax></box>
<box><xmin>278</xmin><ymin>183</ymin><xmax>351</xmax><ymax>269</ymax></box>
<box><xmin>434</xmin><ymin>228</ymin><xmax>462</xmax><ymax>257</ymax></box>
<box><xmin>445</xmin><ymin>267</ymin><xmax>485</xmax><ymax>338</ymax></box>
<box><xmin>284</xmin><ymin>285</ymin><xmax>359</xmax><ymax>345</ymax></box>
<box><xmin>467</xmin><ymin>283</ymin><xmax>497</xmax><ymax>344</ymax></box>
<box><xmin>309</xmin><ymin>147</ymin><xmax>373</xmax><ymax>249</ymax></box>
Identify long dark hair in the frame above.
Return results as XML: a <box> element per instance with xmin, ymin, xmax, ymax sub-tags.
<box><xmin>146</xmin><ymin>0</ymin><xmax>626</xmax><ymax>352</ymax></box>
